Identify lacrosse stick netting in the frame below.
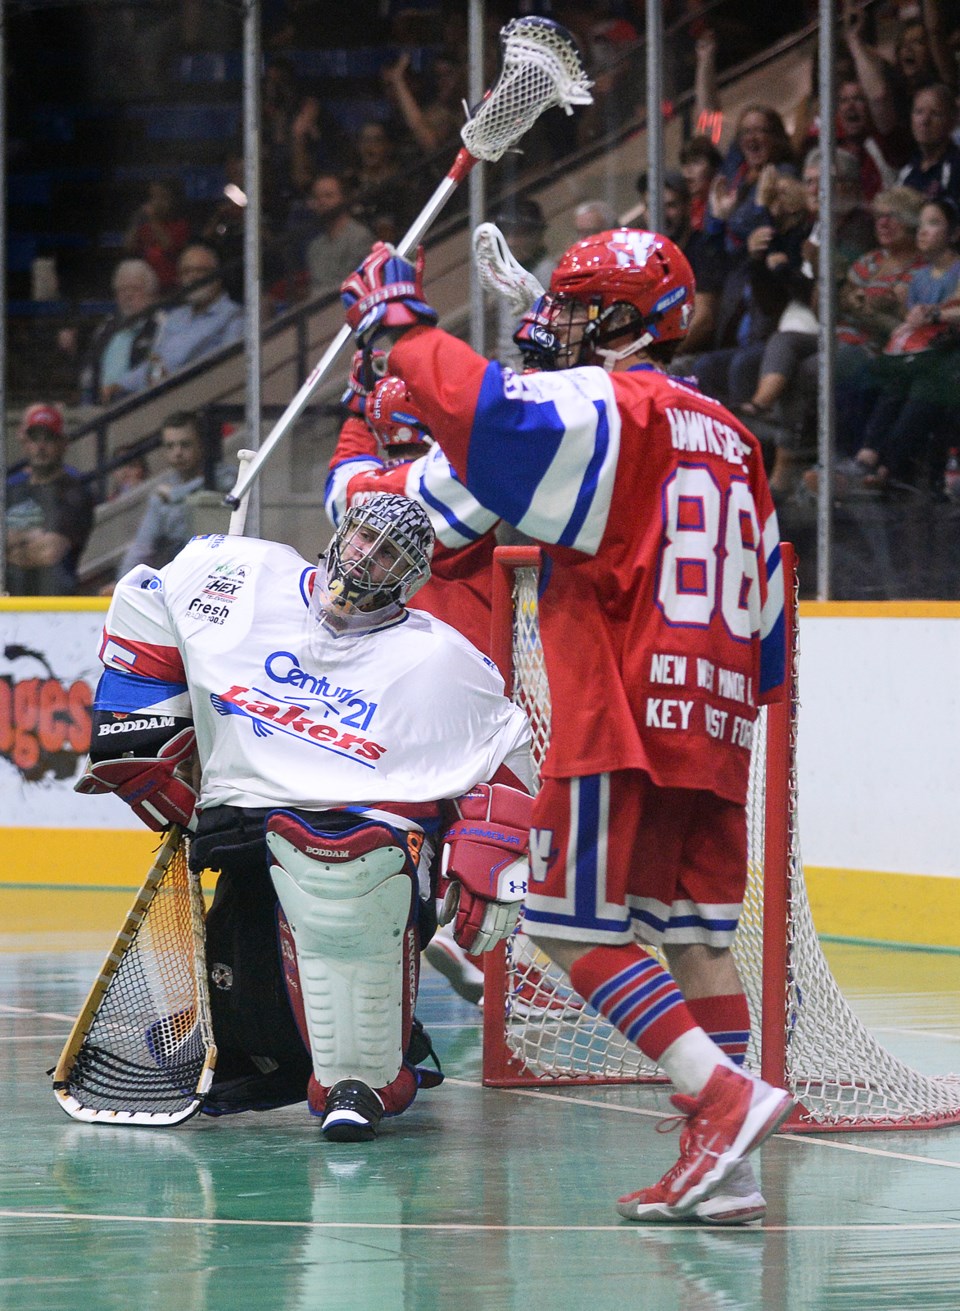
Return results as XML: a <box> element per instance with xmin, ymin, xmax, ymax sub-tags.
<box><xmin>473</xmin><ymin>223</ymin><xmax>546</xmax><ymax>318</ymax></box>
<box><xmin>224</xmin><ymin>18</ymin><xmax>592</xmax><ymax>512</ymax></box>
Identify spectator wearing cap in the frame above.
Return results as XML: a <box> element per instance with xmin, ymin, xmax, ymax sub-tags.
<box><xmin>5</xmin><ymin>404</ymin><xmax>94</xmax><ymax>596</ymax></box>
<box><xmin>490</xmin><ymin>198</ymin><xmax>555</xmax><ymax>368</ymax></box>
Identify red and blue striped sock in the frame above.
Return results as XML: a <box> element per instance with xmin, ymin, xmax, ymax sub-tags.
<box><xmin>569</xmin><ymin>943</ymin><xmax>696</xmax><ymax>1064</ymax></box>
<box><xmin>686</xmin><ymin>993</ymin><xmax>751</xmax><ymax>1067</ymax></box>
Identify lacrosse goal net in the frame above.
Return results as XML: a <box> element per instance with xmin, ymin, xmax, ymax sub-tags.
<box><xmin>53</xmin><ymin>828</ymin><xmax>216</xmax><ymax>1125</ymax></box>
<box><xmin>483</xmin><ymin>544</ymin><xmax>960</xmax><ymax>1132</ymax></box>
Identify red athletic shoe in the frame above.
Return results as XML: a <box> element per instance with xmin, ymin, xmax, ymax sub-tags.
<box><xmin>616</xmin><ymin>1066</ymin><xmax>793</xmax><ymax>1221</ymax></box>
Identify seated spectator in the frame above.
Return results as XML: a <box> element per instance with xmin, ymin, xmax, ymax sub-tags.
<box><xmin>692</xmin><ymin>168</ymin><xmax>812</xmax><ymax>407</ymax></box>
<box><xmin>896</xmin><ymin>83</ymin><xmax>960</xmax><ymax>204</ymax></box>
<box><xmin>262</xmin><ymin>55</ymin><xmax>344</xmax><ymax>220</ymax></box>
<box><xmin>108</xmin><ymin>241</ymin><xmax>243</xmax><ymax>398</ymax></box>
<box><xmin>382</xmin><ymin>48</ymin><xmax>465</xmax><ymax>158</ymax></box>
<box><xmin>5</xmin><ymin>403</ymin><xmax>94</xmax><ymax>596</ymax></box>
<box><xmin>831</xmin><ymin>196</ymin><xmax>960</xmax><ymax>490</ymax></box>
<box><xmin>488</xmin><ymin>198</ymin><xmax>555</xmax><ymax>368</ymax></box>
<box><xmin>57</xmin><ymin>258</ymin><xmax>162</xmax><ymax>405</ymax></box>
<box><xmin>573</xmin><ymin>199</ymin><xmax>619</xmax><ymax>240</ymax></box>
<box><xmin>844</xmin><ymin>0</ymin><xmax>956</xmax><ymax>139</ymax></box>
<box><xmin>835</xmin><ymin>77</ymin><xmax>902</xmax><ymax>202</ymax></box>
<box><xmin>342</xmin><ymin>121</ymin><xmax>407</xmax><ymax>237</ymax></box>
<box><xmin>122</xmin><ymin>179</ymin><xmax>191</xmax><ymax>293</ymax></box>
<box><xmin>680</xmin><ymin>134</ymin><xmax>724</xmax><ymax>231</ymax></box>
<box><xmin>638</xmin><ymin>170</ymin><xmax>728</xmax><ymax>356</ymax></box>
<box><xmin>302</xmin><ymin>174</ymin><xmax>375</xmax><ymax>297</ymax></box>
<box><xmin>738</xmin><ymin>149</ymin><xmax>874</xmax><ymax>498</ymax></box>
<box><xmin>710</xmin><ymin>104</ymin><xmax>798</xmax><ymax>254</ymax></box>
<box><xmin>114</xmin><ymin>410</ymin><xmax>234</xmax><ymax>582</ymax></box>
<box><xmin>801</xmin><ymin>146</ymin><xmax>876</xmax><ymax>281</ymax></box>
<box><xmin>107</xmin><ymin>443</ymin><xmax>150</xmax><ymax>500</ymax></box>
<box><xmin>836</xmin><ymin>186</ymin><xmax>925</xmax><ymax>359</ymax></box>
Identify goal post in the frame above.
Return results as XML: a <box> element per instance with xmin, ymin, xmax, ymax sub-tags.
<box><xmin>485</xmin><ymin>543</ymin><xmax>960</xmax><ymax>1132</ymax></box>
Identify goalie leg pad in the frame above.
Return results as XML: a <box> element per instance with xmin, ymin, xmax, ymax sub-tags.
<box><xmin>265</xmin><ymin>810</ymin><xmax>419</xmax><ymax>1094</ymax></box>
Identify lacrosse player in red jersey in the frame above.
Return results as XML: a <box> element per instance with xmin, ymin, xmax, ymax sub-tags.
<box><xmin>338</xmin><ymin>233</ymin><xmax>793</xmax><ymax>1218</ymax></box>
<box><xmin>77</xmin><ymin>491</ymin><xmax>534</xmax><ymax>1141</ymax></box>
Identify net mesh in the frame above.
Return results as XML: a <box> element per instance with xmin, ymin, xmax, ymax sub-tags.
<box><xmin>461</xmin><ymin>17</ymin><xmax>593</xmax><ymax>163</ymax></box>
<box><xmin>56</xmin><ymin>836</ymin><xmax>215</xmax><ymax>1122</ymax></box>
<box><xmin>492</xmin><ymin>560</ymin><xmax>960</xmax><ymax>1130</ymax></box>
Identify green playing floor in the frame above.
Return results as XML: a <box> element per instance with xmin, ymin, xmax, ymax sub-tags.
<box><xmin>2</xmin><ymin>892</ymin><xmax>960</xmax><ymax>1311</ymax></box>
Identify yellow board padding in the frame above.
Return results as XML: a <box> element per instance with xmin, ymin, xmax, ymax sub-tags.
<box><xmin>0</xmin><ymin>827</ymin><xmax>217</xmax><ymax>895</ymax></box>
<box><xmin>804</xmin><ymin>866</ymin><xmax>960</xmax><ymax>951</ymax></box>
<box><xmin>2</xmin><ymin>826</ymin><xmax>959</xmax><ymax>950</ymax></box>
<box><xmin>0</xmin><ymin>597</ymin><xmax>110</xmax><ymax>612</ymax></box>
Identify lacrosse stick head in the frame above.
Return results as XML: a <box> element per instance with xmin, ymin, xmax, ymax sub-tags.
<box><xmin>473</xmin><ymin>222</ymin><xmax>547</xmax><ymax>318</ymax></box>
<box><xmin>460</xmin><ymin>17</ymin><xmax>593</xmax><ymax>164</ymax></box>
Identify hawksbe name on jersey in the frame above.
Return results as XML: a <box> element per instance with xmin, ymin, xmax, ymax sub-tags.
<box><xmin>665</xmin><ymin>407</ymin><xmax>751</xmax><ymax>467</ymax></box>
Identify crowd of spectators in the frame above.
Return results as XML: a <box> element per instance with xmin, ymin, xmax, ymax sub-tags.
<box><xmin>3</xmin><ymin>401</ymin><xmax>233</xmax><ymax>598</ymax></box>
<box><xmin>651</xmin><ymin>0</ymin><xmax>960</xmax><ymax>523</ymax></box>
<box><xmin>12</xmin><ymin>1</ymin><xmax>960</xmax><ymax>599</ymax></box>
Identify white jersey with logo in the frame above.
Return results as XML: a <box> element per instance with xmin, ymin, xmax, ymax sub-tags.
<box><xmin>100</xmin><ymin>534</ymin><xmax>532</xmax><ymax>811</ymax></box>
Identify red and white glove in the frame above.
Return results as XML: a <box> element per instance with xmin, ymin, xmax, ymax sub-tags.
<box><xmin>340</xmin><ymin>347</ymin><xmax>388</xmax><ymax>417</ymax></box>
<box><xmin>340</xmin><ymin>242</ymin><xmax>438</xmax><ymax>350</ymax></box>
<box><xmin>439</xmin><ymin>783</ymin><xmax>532</xmax><ymax>953</ymax></box>
<box><xmin>512</xmin><ymin>294</ymin><xmax>559</xmax><ymax>371</ymax></box>
<box><xmin>75</xmin><ymin>726</ymin><xmax>199</xmax><ymax>832</ymax></box>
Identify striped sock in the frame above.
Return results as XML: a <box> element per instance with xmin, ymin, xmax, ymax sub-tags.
<box><xmin>569</xmin><ymin>943</ymin><xmax>696</xmax><ymax>1064</ymax></box>
<box><xmin>686</xmin><ymin>993</ymin><xmax>751</xmax><ymax>1067</ymax></box>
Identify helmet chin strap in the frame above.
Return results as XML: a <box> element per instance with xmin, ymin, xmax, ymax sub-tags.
<box><xmin>593</xmin><ymin>330</ymin><xmax>655</xmax><ymax>371</ymax></box>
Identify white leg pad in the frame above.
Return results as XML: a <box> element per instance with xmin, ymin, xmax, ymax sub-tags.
<box><xmin>266</xmin><ymin>828</ymin><xmax>413</xmax><ymax>1091</ymax></box>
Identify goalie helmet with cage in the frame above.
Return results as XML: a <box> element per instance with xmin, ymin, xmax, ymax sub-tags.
<box><xmin>324</xmin><ymin>494</ymin><xmax>435</xmax><ymax>611</ymax></box>
<box><xmin>546</xmin><ymin>228</ymin><xmax>695</xmax><ymax>370</ymax></box>
<box><xmin>366</xmin><ymin>376</ymin><xmax>433</xmax><ymax>454</ymax></box>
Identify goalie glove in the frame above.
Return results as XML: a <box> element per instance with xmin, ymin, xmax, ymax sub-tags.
<box><xmin>512</xmin><ymin>294</ymin><xmax>559</xmax><ymax>372</ymax></box>
<box><xmin>341</xmin><ymin>243</ymin><xmax>438</xmax><ymax>354</ymax></box>
<box><xmin>439</xmin><ymin>783</ymin><xmax>532</xmax><ymax>953</ymax></box>
<box><xmin>74</xmin><ymin>726</ymin><xmax>199</xmax><ymax>832</ymax></box>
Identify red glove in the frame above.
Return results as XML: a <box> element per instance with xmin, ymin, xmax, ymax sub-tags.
<box><xmin>340</xmin><ymin>347</ymin><xmax>388</xmax><ymax>416</ymax></box>
<box><xmin>439</xmin><ymin>783</ymin><xmax>532</xmax><ymax>952</ymax></box>
<box><xmin>513</xmin><ymin>294</ymin><xmax>559</xmax><ymax>371</ymax></box>
<box><xmin>75</xmin><ymin>726</ymin><xmax>199</xmax><ymax>832</ymax></box>
<box><xmin>341</xmin><ymin>242</ymin><xmax>438</xmax><ymax>348</ymax></box>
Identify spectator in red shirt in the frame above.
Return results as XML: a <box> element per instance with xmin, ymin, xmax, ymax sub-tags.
<box><xmin>122</xmin><ymin>178</ymin><xmax>191</xmax><ymax>293</ymax></box>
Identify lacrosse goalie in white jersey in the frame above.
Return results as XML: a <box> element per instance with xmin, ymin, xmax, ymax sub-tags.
<box><xmin>76</xmin><ymin>492</ymin><xmax>534</xmax><ymax>1141</ymax></box>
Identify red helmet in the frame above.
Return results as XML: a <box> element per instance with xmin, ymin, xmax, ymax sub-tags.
<box><xmin>366</xmin><ymin>376</ymin><xmax>433</xmax><ymax>453</ymax></box>
<box><xmin>547</xmin><ymin>228</ymin><xmax>694</xmax><ymax>368</ymax></box>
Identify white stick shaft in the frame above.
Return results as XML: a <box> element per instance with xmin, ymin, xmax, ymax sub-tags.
<box><xmin>227</xmin><ymin>450</ymin><xmax>257</xmax><ymax>535</ymax></box>
<box><xmin>224</xmin><ymin>167</ymin><xmax>468</xmax><ymax>510</ymax></box>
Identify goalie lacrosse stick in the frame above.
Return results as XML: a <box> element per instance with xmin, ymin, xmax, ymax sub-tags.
<box><xmin>224</xmin><ymin>16</ymin><xmax>592</xmax><ymax>513</ymax></box>
<box><xmin>472</xmin><ymin>221</ymin><xmax>547</xmax><ymax>318</ymax></box>
<box><xmin>52</xmin><ymin>825</ymin><xmax>217</xmax><ymax>1126</ymax></box>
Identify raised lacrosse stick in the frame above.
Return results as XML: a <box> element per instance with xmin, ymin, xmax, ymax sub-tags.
<box><xmin>224</xmin><ymin>16</ymin><xmax>591</xmax><ymax>514</ymax></box>
<box><xmin>472</xmin><ymin>221</ymin><xmax>547</xmax><ymax>318</ymax></box>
